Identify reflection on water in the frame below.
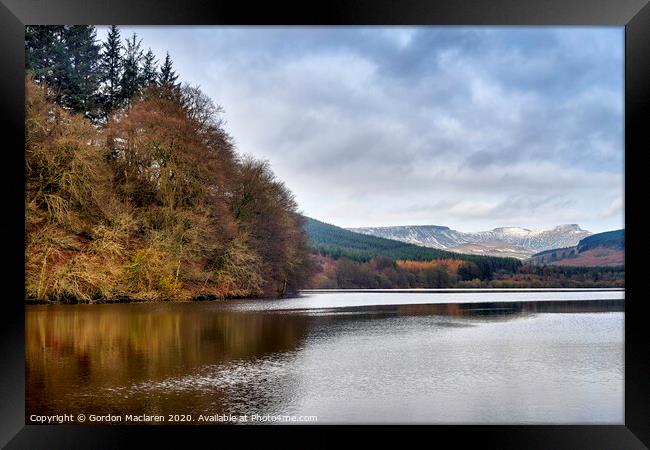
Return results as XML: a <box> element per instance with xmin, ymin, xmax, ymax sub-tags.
<box><xmin>222</xmin><ymin>289</ymin><xmax>625</xmax><ymax>311</ymax></box>
<box><xmin>26</xmin><ymin>293</ymin><xmax>624</xmax><ymax>424</ymax></box>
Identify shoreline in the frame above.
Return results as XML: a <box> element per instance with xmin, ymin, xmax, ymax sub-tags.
<box><xmin>303</xmin><ymin>287</ymin><xmax>624</xmax><ymax>293</ymax></box>
<box><xmin>24</xmin><ymin>287</ymin><xmax>625</xmax><ymax>305</ymax></box>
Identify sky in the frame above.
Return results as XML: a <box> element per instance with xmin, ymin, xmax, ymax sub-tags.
<box><xmin>98</xmin><ymin>26</ymin><xmax>624</xmax><ymax>233</ymax></box>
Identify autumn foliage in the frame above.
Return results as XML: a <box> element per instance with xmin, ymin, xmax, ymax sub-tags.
<box><xmin>309</xmin><ymin>254</ymin><xmax>624</xmax><ymax>289</ymax></box>
<box><xmin>396</xmin><ymin>259</ymin><xmax>465</xmax><ymax>273</ymax></box>
<box><xmin>25</xmin><ymin>78</ymin><xmax>313</xmax><ymax>302</ymax></box>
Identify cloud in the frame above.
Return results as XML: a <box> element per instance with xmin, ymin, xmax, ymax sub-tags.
<box><xmin>601</xmin><ymin>196</ymin><xmax>624</xmax><ymax>219</ymax></box>
<box><xmin>105</xmin><ymin>26</ymin><xmax>624</xmax><ymax>233</ymax></box>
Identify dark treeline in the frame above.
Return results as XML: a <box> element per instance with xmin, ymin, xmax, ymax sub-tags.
<box><xmin>310</xmin><ymin>255</ymin><xmax>624</xmax><ymax>289</ymax></box>
<box><xmin>25</xmin><ymin>26</ymin><xmax>313</xmax><ymax>303</ymax></box>
<box><xmin>511</xmin><ymin>264</ymin><xmax>625</xmax><ymax>287</ymax></box>
<box><xmin>312</xmin><ymin>256</ymin><xmax>463</xmax><ymax>289</ymax></box>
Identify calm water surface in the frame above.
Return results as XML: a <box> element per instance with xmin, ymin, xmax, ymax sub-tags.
<box><xmin>26</xmin><ymin>290</ymin><xmax>624</xmax><ymax>424</ymax></box>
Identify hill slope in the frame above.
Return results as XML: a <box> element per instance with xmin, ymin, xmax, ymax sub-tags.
<box><xmin>304</xmin><ymin>217</ymin><xmax>460</xmax><ymax>262</ymax></box>
<box><xmin>304</xmin><ymin>217</ymin><xmax>521</xmax><ymax>272</ymax></box>
<box><xmin>577</xmin><ymin>229</ymin><xmax>624</xmax><ymax>252</ymax></box>
<box><xmin>528</xmin><ymin>229</ymin><xmax>624</xmax><ymax>267</ymax></box>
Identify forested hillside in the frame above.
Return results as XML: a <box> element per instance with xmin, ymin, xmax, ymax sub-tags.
<box><xmin>305</xmin><ymin>217</ymin><xmax>529</xmax><ymax>288</ymax></box>
<box><xmin>528</xmin><ymin>229</ymin><xmax>624</xmax><ymax>267</ymax></box>
<box><xmin>577</xmin><ymin>229</ymin><xmax>624</xmax><ymax>252</ymax></box>
<box><xmin>305</xmin><ymin>217</ymin><xmax>623</xmax><ymax>289</ymax></box>
<box><xmin>305</xmin><ymin>216</ymin><xmax>521</xmax><ymax>270</ymax></box>
<box><xmin>306</xmin><ymin>216</ymin><xmax>460</xmax><ymax>261</ymax></box>
<box><xmin>25</xmin><ymin>26</ymin><xmax>313</xmax><ymax>302</ymax></box>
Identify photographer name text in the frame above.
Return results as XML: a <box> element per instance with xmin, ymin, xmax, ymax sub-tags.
<box><xmin>29</xmin><ymin>413</ymin><xmax>317</xmax><ymax>424</ymax></box>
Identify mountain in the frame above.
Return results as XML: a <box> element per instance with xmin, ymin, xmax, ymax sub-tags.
<box><xmin>303</xmin><ymin>217</ymin><xmax>521</xmax><ymax>271</ymax></box>
<box><xmin>348</xmin><ymin>224</ymin><xmax>592</xmax><ymax>259</ymax></box>
<box><xmin>304</xmin><ymin>217</ymin><xmax>462</xmax><ymax>262</ymax></box>
<box><xmin>527</xmin><ymin>229</ymin><xmax>624</xmax><ymax>267</ymax></box>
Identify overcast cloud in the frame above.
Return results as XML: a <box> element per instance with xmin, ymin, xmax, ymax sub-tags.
<box><xmin>101</xmin><ymin>26</ymin><xmax>624</xmax><ymax>233</ymax></box>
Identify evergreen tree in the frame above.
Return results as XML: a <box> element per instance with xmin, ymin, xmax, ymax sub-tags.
<box><xmin>100</xmin><ymin>25</ymin><xmax>123</xmax><ymax>119</ymax></box>
<box><xmin>25</xmin><ymin>26</ymin><xmax>67</xmax><ymax>97</ymax></box>
<box><xmin>141</xmin><ymin>49</ymin><xmax>158</xmax><ymax>88</ymax></box>
<box><xmin>62</xmin><ymin>26</ymin><xmax>102</xmax><ymax>119</ymax></box>
<box><xmin>48</xmin><ymin>32</ymin><xmax>73</xmax><ymax>106</ymax></box>
<box><xmin>158</xmin><ymin>52</ymin><xmax>181</xmax><ymax>101</ymax></box>
<box><xmin>120</xmin><ymin>33</ymin><xmax>144</xmax><ymax>106</ymax></box>
<box><xmin>159</xmin><ymin>52</ymin><xmax>179</xmax><ymax>88</ymax></box>
<box><xmin>25</xmin><ymin>26</ymin><xmax>59</xmax><ymax>83</ymax></box>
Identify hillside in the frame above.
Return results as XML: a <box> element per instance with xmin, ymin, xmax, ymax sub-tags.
<box><xmin>349</xmin><ymin>224</ymin><xmax>591</xmax><ymax>259</ymax></box>
<box><xmin>577</xmin><ymin>229</ymin><xmax>624</xmax><ymax>252</ymax></box>
<box><xmin>304</xmin><ymin>216</ymin><xmax>521</xmax><ymax>271</ymax></box>
<box><xmin>305</xmin><ymin>217</ymin><xmax>622</xmax><ymax>289</ymax></box>
<box><xmin>444</xmin><ymin>242</ymin><xmax>533</xmax><ymax>259</ymax></box>
<box><xmin>305</xmin><ymin>217</ymin><xmax>461</xmax><ymax>262</ymax></box>
<box><xmin>528</xmin><ymin>229</ymin><xmax>624</xmax><ymax>267</ymax></box>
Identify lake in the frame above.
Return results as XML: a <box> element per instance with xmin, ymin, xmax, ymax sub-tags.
<box><xmin>26</xmin><ymin>289</ymin><xmax>624</xmax><ymax>424</ymax></box>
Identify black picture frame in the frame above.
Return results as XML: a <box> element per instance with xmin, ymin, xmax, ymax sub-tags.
<box><xmin>1</xmin><ymin>0</ymin><xmax>648</xmax><ymax>447</ymax></box>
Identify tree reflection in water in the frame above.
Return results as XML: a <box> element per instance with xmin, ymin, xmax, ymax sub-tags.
<box><xmin>26</xmin><ymin>299</ymin><xmax>623</xmax><ymax>422</ymax></box>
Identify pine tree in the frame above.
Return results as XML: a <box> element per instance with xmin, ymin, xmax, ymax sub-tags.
<box><xmin>25</xmin><ymin>26</ymin><xmax>59</xmax><ymax>83</ymax></box>
<box><xmin>100</xmin><ymin>25</ymin><xmax>123</xmax><ymax>119</ymax></box>
<box><xmin>159</xmin><ymin>52</ymin><xmax>179</xmax><ymax>88</ymax></box>
<box><xmin>120</xmin><ymin>33</ymin><xmax>144</xmax><ymax>106</ymax></box>
<box><xmin>141</xmin><ymin>49</ymin><xmax>158</xmax><ymax>88</ymax></box>
<box><xmin>25</xmin><ymin>26</ymin><xmax>67</xmax><ymax>97</ymax></box>
<box><xmin>158</xmin><ymin>52</ymin><xmax>181</xmax><ymax>101</ymax></box>
<box><xmin>62</xmin><ymin>26</ymin><xmax>102</xmax><ymax>119</ymax></box>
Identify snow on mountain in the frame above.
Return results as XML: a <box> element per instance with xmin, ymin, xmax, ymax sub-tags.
<box><xmin>348</xmin><ymin>224</ymin><xmax>592</xmax><ymax>259</ymax></box>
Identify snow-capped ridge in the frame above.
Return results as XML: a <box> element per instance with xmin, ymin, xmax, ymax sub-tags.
<box><xmin>348</xmin><ymin>223</ymin><xmax>592</xmax><ymax>259</ymax></box>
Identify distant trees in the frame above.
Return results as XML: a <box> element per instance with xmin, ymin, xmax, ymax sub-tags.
<box><xmin>25</xmin><ymin>26</ymin><xmax>314</xmax><ymax>302</ymax></box>
<box><xmin>458</xmin><ymin>261</ymin><xmax>482</xmax><ymax>281</ymax></box>
<box><xmin>309</xmin><ymin>254</ymin><xmax>624</xmax><ymax>289</ymax></box>
<box><xmin>314</xmin><ymin>257</ymin><xmax>458</xmax><ymax>289</ymax></box>
<box><xmin>303</xmin><ymin>216</ymin><xmax>533</xmax><ymax>289</ymax></box>
<box><xmin>304</xmin><ymin>216</ymin><xmax>523</xmax><ymax>274</ymax></box>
